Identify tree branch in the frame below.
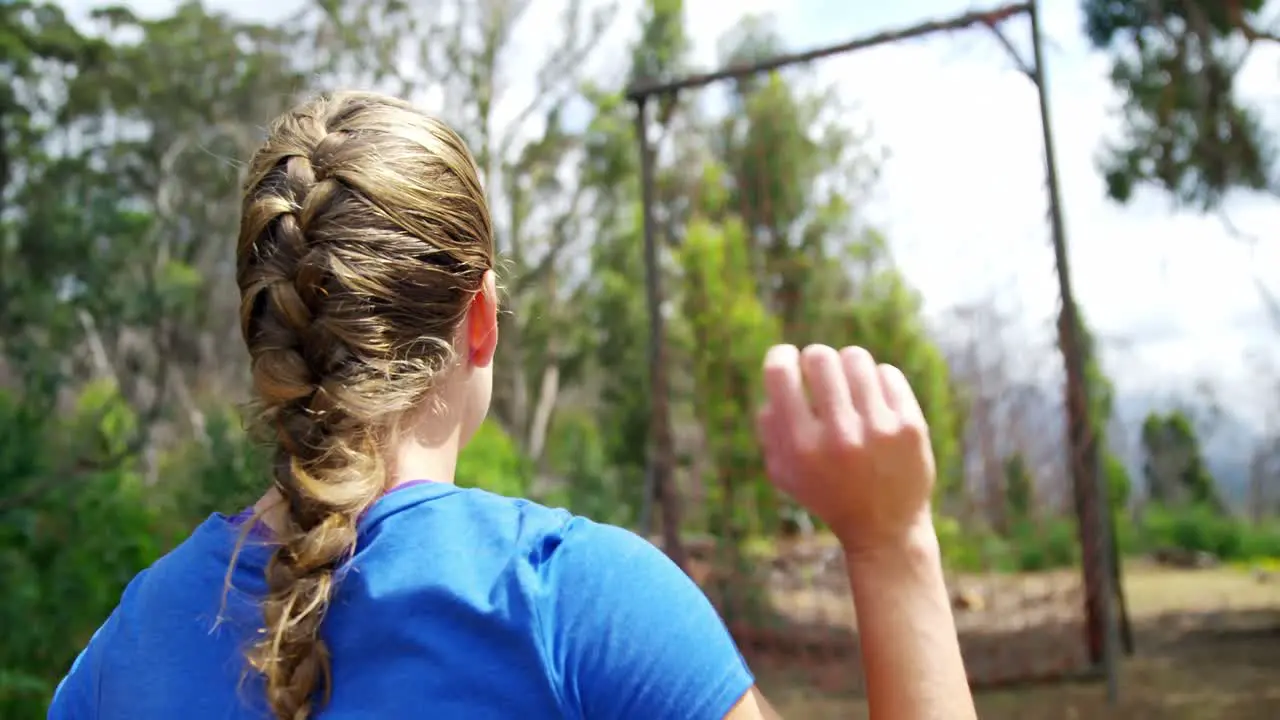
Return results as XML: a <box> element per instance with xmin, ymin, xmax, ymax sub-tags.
<box><xmin>626</xmin><ymin>2</ymin><xmax>1032</xmax><ymax>100</ymax></box>
<box><xmin>496</xmin><ymin>1</ymin><xmax>618</xmax><ymax>162</ymax></box>
<box><xmin>512</xmin><ymin>180</ymin><xmax>588</xmax><ymax>296</ymax></box>
<box><xmin>1228</xmin><ymin>0</ymin><xmax>1280</xmax><ymax>44</ymax></box>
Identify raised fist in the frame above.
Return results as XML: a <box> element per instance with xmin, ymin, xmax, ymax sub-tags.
<box><xmin>756</xmin><ymin>344</ymin><xmax>936</xmax><ymax>554</ymax></box>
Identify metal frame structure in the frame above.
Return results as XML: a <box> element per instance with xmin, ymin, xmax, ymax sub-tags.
<box><xmin>624</xmin><ymin>0</ymin><xmax>1124</xmax><ymax>699</ymax></box>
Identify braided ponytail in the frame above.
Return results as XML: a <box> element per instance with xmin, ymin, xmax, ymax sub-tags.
<box><xmin>234</xmin><ymin>92</ymin><xmax>495</xmax><ymax>719</ymax></box>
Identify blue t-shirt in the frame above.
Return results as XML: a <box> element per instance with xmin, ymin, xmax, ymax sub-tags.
<box><xmin>49</xmin><ymin>481</ymin><xmax>753</xmax><ymax>719</ymax></box>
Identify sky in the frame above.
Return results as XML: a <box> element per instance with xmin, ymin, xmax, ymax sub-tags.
<box><xmin>680</xmin><ymin>0</ymin><xmax>1280</xmax><ymax>428</ymax></box>
<box><xmin>63</xmin><ymin>0</ymin><xmax>1280</xmax><ymax>429</ymax></box>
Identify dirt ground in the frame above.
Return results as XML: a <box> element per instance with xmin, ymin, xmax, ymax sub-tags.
<box><xmin>763</xmin><ymin>621</ymin><xmax>1280</xmax><ymax>719</ymax></box>
<box><xmin>693</xmin><ymin>539</ymin><xmax>1280</xmax><ymax>718</ymax></box>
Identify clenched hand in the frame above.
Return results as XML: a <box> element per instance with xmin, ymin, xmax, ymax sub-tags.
<box><xmin>756</xmin><ymin>344</ymin><xmax>937</xmax><ymax>556</ymax></box>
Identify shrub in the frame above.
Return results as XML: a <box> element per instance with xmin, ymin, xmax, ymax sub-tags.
<box><xmin>1008</xmin><ymin>517</ymin><xmax>1079</xmax><ymax>572</ymax></box>
<box><xmin>1141</xmin><ymin>504</ymin><xmax>1243</xmax><ymax>559</ymax></box>
<box><xmin>0</xmin><ymin>385</ymin><xmax>161</xmax><ymax>716</ymax></box>
<box><xmin>1135</xmin><ymin>504</ymin><xmax>1280</xmax><ymax>562</ymax></box>
<box><xmin>456</xmin><ymin>419</ymin><xmax>532</xmax><ymax>498</ymax></box>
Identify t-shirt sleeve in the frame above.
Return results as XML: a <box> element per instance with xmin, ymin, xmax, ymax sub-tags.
<box><xmin>534</xmin><ymin>516</ymin><xmax>755</xmax><ymax>720</ymax></box>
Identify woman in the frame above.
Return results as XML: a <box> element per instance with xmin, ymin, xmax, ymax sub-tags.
<box><xmin>49</xmin><ymin>91</ymin><xmax>975</xmax><ymax>720</ymax></box>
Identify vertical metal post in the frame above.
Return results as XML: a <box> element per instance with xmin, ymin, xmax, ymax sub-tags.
<box><xmin>633</xmin><ymin>97</ymin><xmax>687</xmax><ymax>571</ymax></box>
<box><xmin>1029</xmin><ymin>0</ymin><xmax>1120</xmax><ymax>702</ymax></box>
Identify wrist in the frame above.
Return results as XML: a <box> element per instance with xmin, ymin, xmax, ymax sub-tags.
<box><xmin>838</xmin><ymin>518</ymin><xmax>941</xmax><ymax>576</ymax></box>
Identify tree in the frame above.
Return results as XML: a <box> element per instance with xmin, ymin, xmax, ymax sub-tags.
<box><xmin>678</xmin><ymin>213</ymin><xmax>780</xmax><ymax>534</ymax></box>
<box><xmin>1079</xmin><ymin>317</ymin><xmax>1134</xmax><ymax>509</ymax></box>
<box><xmin>531</xmin><ymin>0</ymin><xmax>692</xmax><ymax>528</ymax></box>
<box><xmin>10</xmin><ymin>3</ymin><xmax>308</xmax><ymax>490</ymax></box>
<box><xmin>1247</xmin><ymin>435</ymin><xmax>1280</xmax><ymax>523</ymax></box>
<box><xmin>1004</xmin><ymin>451</ymin><xmax>1034</xmax><ymax>523</ymax></box>
<box><xmin>705</xmin><ymin>19</ymin><xmax>962</xmax><ymax>511</ymax></box>
<box><xmin>0</xmin><ymin>4</ymin><xmax>310</xmax><ymax>709</ymax></box>
<box><xmin>942</xmin><ymin>298</ymin><xmax>1062</xmax><ymax>527</ymax></box>
<box><xmin>1141</xmin><ymin>409</ymin><xmax>1224</xmax><ymax>510</ymax></box>
<box><xmin>1082</xmin><ymin>0</ymin><xmax>1278</xmax><ymax>209</ymax></box>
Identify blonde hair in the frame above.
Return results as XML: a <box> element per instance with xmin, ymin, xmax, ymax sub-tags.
<box><xmin>235</xmin><ymin>91</ymin><xmax>494</xmax><ymax>719</ymax></box>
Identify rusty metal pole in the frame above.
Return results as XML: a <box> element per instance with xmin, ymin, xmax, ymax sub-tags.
<box><xmin>633</xmin><ymin>97</ymin><xmax>686</xmax><ymax>571</ymax></box>
<box><xmin>1029</xmin><ymin>0</ymin><xmax>1120</xmax><ymax>702</ymax></box>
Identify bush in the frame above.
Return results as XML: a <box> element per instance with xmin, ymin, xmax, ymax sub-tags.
<box><xmin>937</xmin><ymin>517</ymin><xmax>1014</xmax><ymax>573</ymax></box>
<box><xmin>1238</xmin><ymin>522</ymin><xmax>1280</xmax><ymax>560</ymax></box>
<box><xmin>1138</xmin><ymin>504</ymin><xmax>1280</xmax><ymax>562</ymax></box>
<box><xmin>901</xmin><ymin>506</ymin><xmax>1280</xmax><ymax>577</ymax></box>
<box><xmin>1113</xmin><ymin>511</ymin><xmax>1140</xmax><ymax>555</ymax></box>
<box><xmin>937</xmin><ymin>515</ymin><xmax>1084</xmax><ymax>574</ymax></box>
<box><xmin>541</xmin><ymin>409</ymin><xmax>641</xmax><ymax>526</ymax></box>
<box><xmin>159</xmin><ymin>407</ymin><xmax>268</xmax><ymax>534</ymax></box>
<box><xmin>456</xmin><ymin>419</ymin><xmax>531</xmax><ymax>498</ymax></box>
<box><xmin>0</xmin><ymin>385</ymin><xmax>162</xmax><ymax>716</ymax></box>
<box><xmin>1008</xmin><ymin>517</ymin><xmax>1079</xmax><ymax>572</ymax></box>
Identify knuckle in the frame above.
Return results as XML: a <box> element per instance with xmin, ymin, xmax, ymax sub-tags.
<box><xmin>868</xmin><ymin>416</ymin><xmax>903</xmax><ymax>441</ymax></box>
<box><xmin>899</xmin><ymin>417</ymin><xmax>929</xmax><ymax>442</ymax></box>
<box><xmin>794</xmin><ymin>433</ymin><xmax>824</xmax><ymax>461</ymax></box>
<box><xmin>828</xmin><ymin>423</ymin><xmax>861</xmax><ymax>453</ymax></box>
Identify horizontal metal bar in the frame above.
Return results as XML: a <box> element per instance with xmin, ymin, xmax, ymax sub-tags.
<box><xmin>625</xmin><ymin>2</ymin><xmax>1033</xmax><ymax>102</ymax></box>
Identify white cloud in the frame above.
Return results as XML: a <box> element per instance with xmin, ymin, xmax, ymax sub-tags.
<box><xmin>743</xmin><ymin>0</ymin><xmax>1280</xmax><ymax>424</ymax></box>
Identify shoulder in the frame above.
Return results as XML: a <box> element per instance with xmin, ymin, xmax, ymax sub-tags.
<box><xmin>369</xmin><ymin>485</ymin><xmax>670</xmax><ymax>600</ymax></box>
<box><xmin>413</xmin><ymin>490</ymin><xmax>661</xmax><ymax>584</ymax></box>
<box><xmin>535</xmin><ymin>515</ymin><xmax>671</xmax><ymax>581</ymax></box>
<box><xmin>529</xmin><ymin>517</ymin><xmax>755</xmax><ymax>719</ymax></box>
<box><xmin>529</xmin><ymin>516</ymin><xmax>718</xmax><ymax>639</ymax></box>
<box><xmin>530</xmin><ymin>515</ymin><xmax>712</xmax><ymax>634</ymax></box>
<box><xmin>360</xmin><ymin>484</ymin><xmax>717</xmax><ymax>635</ymax></box>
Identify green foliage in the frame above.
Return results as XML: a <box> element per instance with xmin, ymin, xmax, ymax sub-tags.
<box><xmin>0</xmin><ymin>386</ymin><xmax>161</xmax><ymax>716</ymax></box>
<box><xmin>456</xmin><ymin>420</ymin><xmax>532</xmax><ymax>498</ymax></box>
<box><xmin>1011</xmin><ymin>518</ymin><xmax>1083</xmax><ymax>573</ymax></box>
<box><xmin>630</xmin><ymin>0</ymin><xmax>690</xmax><ymax>89</ymax></box>
<box><xmin>159</xmin><ymin>407</ymin><xmax>268</xmax><ymax>531</ymax></box>
<box><xmin>1075</xmin><ymin>315</ymin><xmax>1133</xmax><ymax>512</ymax></box>
<box><xmin>1082</xmin><ymin>0</ymin><xmax>1275</xmax><ymax>208</ymax></box>
<box><xmin>581</xmin><ymin>201</ymin><xmax>651</xmax><ymax>515</ymax></box>
<box><xmin>1139</xmin><ymin>504</ymin><xmax>1280</xmax><ymax>561</ymax></box>
<box><xmin>938</xmin><ymin>507</ymin><xmax>1280</xmax><ymax>574</ymax></box>
<box><xmin>1142</xmin><ymin>410</ymin><xmax>1223</xmax><ymax>511</ymax></box>
<box><xmin>542</xmin><ymin>409</ymin><xmax>641</xmax><ymax>526</ymax></box>
<box><xmin>936</xmin><ymin>515</ymin><xmax>1000</xmax><ymax>571</ymax></box>
<box><xmin>731</xmin><ymin>72</ymin><xmax>821</xmax><ymax>237</ymax></box>
<box><xmin>678</xmin><ymin>215</ymin><xmax>780</xmax><ymax>537</ymax></box>
<box><xmin>1103</xmin><ymin>450</ymin><xmax>1133</xmax><ymax>509</ymax></box>
<box><xmin>1003</xmin><ymin>453</ymin><xmax>1033</xmax><ymax>522</ymax></box>
<box><xmin>938</xmin><ymin>505</ymin><xmax>1280</xmax><ymax>574</ymax></box>
<box><xmin>937</xmin><ymin>515</ymin><xmax>1081</xmax><ymax>574</ymax></box>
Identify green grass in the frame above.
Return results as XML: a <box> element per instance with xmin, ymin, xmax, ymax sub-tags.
<box><xmin>1123</xmin><ymin>565</ymin><xmax>1279</xmax><ymax>617</ymax></box>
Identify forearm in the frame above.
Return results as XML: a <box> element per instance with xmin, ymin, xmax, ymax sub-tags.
<box><xmin>844</xmin><ymin>525</ymin><xmax>976</xmax><ymax>720</ymax></box>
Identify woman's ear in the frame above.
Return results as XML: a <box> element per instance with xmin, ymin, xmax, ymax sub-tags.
<box><xmin>467</xmin><ymin>270</ymin><xmax>499</xmax><ymax>368</ymax></box>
